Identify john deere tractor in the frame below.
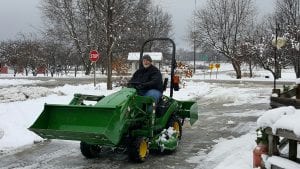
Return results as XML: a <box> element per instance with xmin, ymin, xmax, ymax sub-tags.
<box><xmin>29</xmin><ymin>38</ymin><xmax>198</xmax><ymax>162</ymax></box>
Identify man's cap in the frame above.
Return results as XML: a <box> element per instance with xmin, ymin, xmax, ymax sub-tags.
<box><xmin>142</xmin><ymin>55</ymin><xmax>152</xmax><ymax>62</ymax></box>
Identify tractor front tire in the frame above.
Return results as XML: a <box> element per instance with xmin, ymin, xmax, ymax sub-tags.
<box><xmin>80</xmin><ymin>141</ymin><xmax>101</xmax><ymax>158</ymax></box>
<box><xmin>128</xmin><ymin>137</ymin><xmax>149</xmax><ymax>162</ymax></box>
<box><xmin>167</xmin><ymin>115</ymin><xmax>182</xmax><ymax>140</ymax></box>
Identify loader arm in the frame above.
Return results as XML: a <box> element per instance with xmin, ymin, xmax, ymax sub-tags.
<box><xmin>176</xmin><ymin>100</ymin><xmax>198</xmax><ymax>125</ymax></box>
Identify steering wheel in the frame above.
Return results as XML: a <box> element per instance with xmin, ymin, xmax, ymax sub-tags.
<box><xmin>127</xmin><ymin>81</ymin><xmax>142</xmax><ymax>89</ymax></box>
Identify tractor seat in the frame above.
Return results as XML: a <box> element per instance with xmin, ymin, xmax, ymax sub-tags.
<box><xmin>155</xmin><ymin>96</ymin><xmax>171</xmax><ymax>117</ymax></box>
<box><xmin>155</xmin><ymin>78</ymin><xmax>169</xmax><ymax>117</ymax></box>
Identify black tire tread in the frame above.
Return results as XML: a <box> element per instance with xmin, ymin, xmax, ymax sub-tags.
<box><xmin>128</xmin><ymin>137</ymin><xmax>149</xmax><ymax>162</ymax></box>
<box><xmin>80</xmin><ymin>141</ymin><xmax>100</xmax><ymax>158</ymax></box>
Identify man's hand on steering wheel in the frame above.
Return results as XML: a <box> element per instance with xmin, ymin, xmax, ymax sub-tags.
<box><xmin>127</xmin><ymin>81</ymin><xmax>143</xmax><ymax>89</ymax></box>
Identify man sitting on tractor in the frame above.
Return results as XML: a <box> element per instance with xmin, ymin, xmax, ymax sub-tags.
<box><xmin>129</xmin><ymin>55</ymin><xmax>163</xmax><ymax>104</ymax></box>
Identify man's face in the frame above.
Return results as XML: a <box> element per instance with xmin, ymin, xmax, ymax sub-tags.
<box><xmin>142</xmin><ymin>59</ymin><xmax>151</xmax><ymax>68</ymax></box>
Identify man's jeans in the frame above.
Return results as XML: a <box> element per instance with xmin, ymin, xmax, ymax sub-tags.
<box><xmin>139</xmin><ymin>89</ymin><xmax>162</xmax><ymax>112</ymax></box>
<box><xmin>140</xmin><ymin>89</ymin><xmax>162</xmax><ymax>104</ymax></box>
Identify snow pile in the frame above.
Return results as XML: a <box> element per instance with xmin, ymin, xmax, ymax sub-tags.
<box><xmin>257</xmin><ymin>106</ymin><xmax>300</xmax><ymax>136</ymax></box>
<box><xmin>0</xmin><ymin>86</ymin><xmax>61</xmax><ymax>103</ymax></box>
<box><xmin>263</xmin><ymin>155</ymin><xmax>300</xmax><ymax>169</ymax></box>
<box><xmin>0</xmin><ymin>79</ymin><xmax>44</xmax><ymax>87</ymax></box>
<box><xmin>210</xmin><ymin>133</ymin><xmax>256</xmax><ymax>169</ymax></box>
<box><xmin>202</xmin><ymin>86</ymin><xmax>270</xmax><ymax>106</ymax></box>
<box><xmin>0</xmin><ymin>83</ymin><xmax>121</xmax><ymax>151</ymax></box>
<box><xmin>167</xmin><ymin>81</ymin><xmax>212</xmax><ymax>100</ymax></box>
<box><xmin>0</xmin><ymin>95</ymin><xmax>69</xmax><ymax>151</ymax></box>
<box><xmin>187</xmin><ymin>133</ymin><xmax>257</xmax><ymax>169</ymax></box>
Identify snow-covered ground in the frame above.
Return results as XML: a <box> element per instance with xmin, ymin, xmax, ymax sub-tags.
<box><xmin>192</xmin><ymin>62</ymin><xmax>296</xmax><ymax>82</ymax></box>
<box><xmin>0</xmin><ymin>64</ymin><xmax>300</xmax><ymax>169</ymax></box>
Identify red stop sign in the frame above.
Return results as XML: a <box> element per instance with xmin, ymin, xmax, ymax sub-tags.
<box><xmin>89</xmin><ymin>50</ymin><xmax>100</xmax><ymax>62</ymax></box>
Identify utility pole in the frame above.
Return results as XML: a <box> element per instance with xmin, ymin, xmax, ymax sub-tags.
<box><xmin>274</xmin><ymin>23</ymin><xmax>278</xmax><ymax>91</ymax></box>
<box><xmin>193</xmin><ymin>0</ymin><xmax>196</xmax><ymax>73</ymax></box>
<box><xmin>296</xmin><ymin>1</ymin><xmax>300</xmax><ymax>78</ymax></box>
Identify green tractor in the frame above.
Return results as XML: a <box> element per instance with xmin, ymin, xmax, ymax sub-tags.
<box><xmin>29</xmin><ymin>38</ymin><xmax>198</xmax><ymax>162</ymax></box>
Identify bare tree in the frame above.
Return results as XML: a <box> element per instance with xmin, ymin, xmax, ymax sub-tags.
<box><xmin>0</xmin><ymin>42</ymin><xmax>10</xmax><ymax>67</ymax></box>
<box><xmin>40</xmin><ymin>0</ymin><xmax>172</xmax><ymax>89</ymax></box>
<box><xmin>88</xmin><ymin>0</ymin><xmax>138</xmax><ymax>89</ymax></box>
<box><xmin>40</xmin><ymin>0</ymin><xmax>96</xmax><ymax>75</ymax></box>
<box><xmin>276</xmin><ymin>0</ymin><xmax>300</xmax><ymax>25</ymax></box>
<box><xmin>251</xmin><ymin>16</ymin><xmax>291</xmax><ymax>80</ymax></box>
<box><xmin>192</xmin><ymin>0</ymin><xmax>255</xmax><ymax>79</ymax></box>
<box><xmin>0</xmin><ymin>41</ymin><xmax>20</xmax><ymax>75</ymax></box>
<box><xmin>275</xmin><ymin>0</ymin><xmax>300</xmax><ymax>77</ymax></box>
<box><xmin>0</xmin><ymin>34</ymin><xmax>46</xmax><ymax>76</ymax></box>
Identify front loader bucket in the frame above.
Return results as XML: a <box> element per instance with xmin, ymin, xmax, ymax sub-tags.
<box><xmin>29</xmin><ymin>104</ymin><xmax>125</xmax><ymax>146</ymax></box>
<box><xmin>176</xmin><ymin>100</ymin><xmax>199</xmax><ymax>125</ymax></box>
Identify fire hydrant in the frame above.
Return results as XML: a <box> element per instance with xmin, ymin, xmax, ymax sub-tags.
<box><xmin>253</xmin><ymin>143</ymin><xmax>268</xmax><ymax>168</ymax></box>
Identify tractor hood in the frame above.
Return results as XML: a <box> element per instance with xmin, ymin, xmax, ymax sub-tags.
<box><xmin>95</xmin><ymin>88</ymin><xmax>136</xmax><ymax>108</ymax></box>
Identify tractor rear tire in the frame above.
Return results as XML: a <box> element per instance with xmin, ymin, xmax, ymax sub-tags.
<box><xmin>167</xmin><ymin>115</ymin><xmax>182</xmax><ymax>140</ymax></box>
<box><xmin>80</xmin><ymin>141</ymin><xmax>101</xmax><ymax>158</ymax></box>
<box><xmin>128</xmin><ymin>137</ymin><xmax>149</xmax><ymax>162</ymax></box>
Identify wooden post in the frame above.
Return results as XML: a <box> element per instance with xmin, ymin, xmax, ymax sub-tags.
<box><xmin>267</xmin><ymin>129</ymin><xmax>279</xmax><ymax>156</ymax></box>
<box><xmin>273</xmin><ymin>136</ymin><xmax>279</xmax><ymax>155</ymax></box>
<box><xmin>268</xmin><ymin>134</ymin><xmax>273</xmax><ymax>156</ymax></box>
<box><xmin>272</xmin><ymin>88</ymin><xmax>281</xmax><ymax>96</ymax></box>
<box><xmin>288</xmin><ymin>139</ymin><xmax>297</xmax><ymax>161</ymax></box>
<box><xmin>296</xmin><ymin>84</ymin><xmax>300</xmax><ymax>99</ymax></box>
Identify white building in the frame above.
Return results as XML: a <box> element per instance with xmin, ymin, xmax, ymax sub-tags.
<box><xmin>127</xmin><ymin>52</ymin><xmax>163</xmax><ymax>73</ymax></box>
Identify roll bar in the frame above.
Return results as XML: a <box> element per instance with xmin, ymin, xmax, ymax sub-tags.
<box><xmin>139</xmin><ymin>38</ymin><xmax>176</xmax><ymax>98</ymax></box>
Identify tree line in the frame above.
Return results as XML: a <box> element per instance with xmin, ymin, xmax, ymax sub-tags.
<box><xmin>0</xmin><ymin>0</ymin><xmax>172</xmax><ymax>89</ymax></box>
<box><xmin>2</xmin><ymin>0</ymin><xmax>299</xmax><ymax>85</ymax></box>
<box><xmin>191</xmin><ymin>0</ymin><xmax>300</xmax><ymax>79</ymax></box>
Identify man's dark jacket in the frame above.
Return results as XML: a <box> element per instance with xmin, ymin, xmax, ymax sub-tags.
<box><xmin>130</xmin><ymin>65</ymin><xmax>163</xmax><ymax>92</ymax></box>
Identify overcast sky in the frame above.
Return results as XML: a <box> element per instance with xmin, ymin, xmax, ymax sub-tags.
<box><xmin>0</xmin><ymin>0</ymin><xmax>41</xmax><ymax>40</ymax></box>
<box><xmin>0</xmin><ymin>0</ymin><xmax>275</xmax><ymax>50</ymax></box>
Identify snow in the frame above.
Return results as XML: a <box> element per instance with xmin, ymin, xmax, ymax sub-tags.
<box><xmin>0</xmin><ymin>86</ymin><xmax>57</xmax><ymax>103</ymax></box>
<box><xmin>187</xmin><ymin>133</ymin><xmax>257</xmax><ymax>169</ymax></box>
<box><xmin>0</xmin><ymin>83</ymin><xmax>119</xmax><ymax>151</ymax></box>
<box><xmin>256</xmin><ymin>106</ymin><xmax>300</xmax><ymax>135</ymax></box>
<box><xmin>263</xmin><ymin>155</ymin><xmax>300</xmax><ymax>169</ymax></box>
<box><xmin>0</xmin><ymin>79</ymin><xmax>44</xmax><ymax>87</ymax></box>
<box><xmin>156</xmin><ymin>127</ymin><xmax>178</xmax><ymax>151</ymax></box>
<box><xmin>0</xmin><ymin>64</ymin><xmax>300</xmax><ymax>168</ymax></box>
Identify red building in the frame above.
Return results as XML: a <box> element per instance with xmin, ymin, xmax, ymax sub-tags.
<box><xmin>0</xmin><ymin>66</ymin><xmax>8</xmax><ymax>74</ymax></box>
